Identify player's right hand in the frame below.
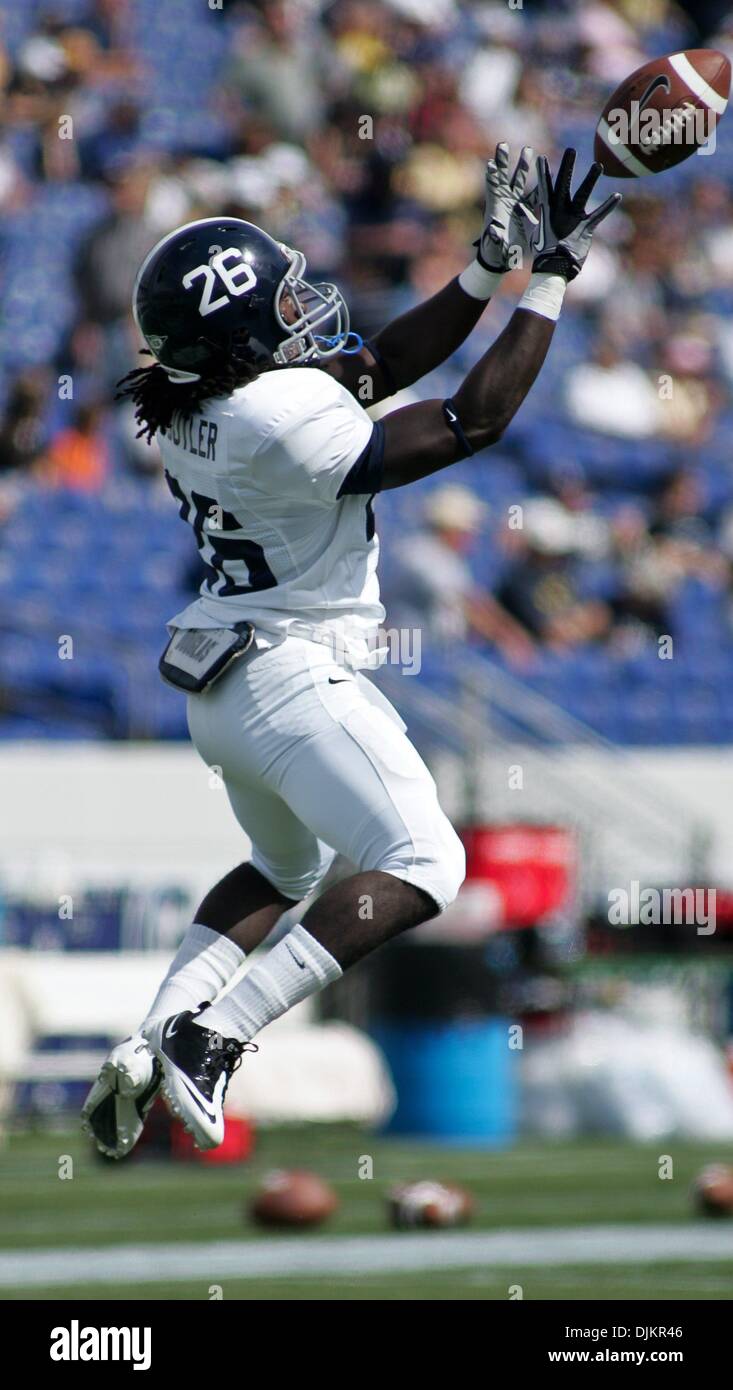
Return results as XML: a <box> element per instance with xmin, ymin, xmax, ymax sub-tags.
<box><xmin>521</xmin><ymin>147</ymin><xmax>622</xmax><ymax>281</ymax></box>
<box><xmin>476</xmin><ymin>141</ymin><xmax>535</xmax><ymax>272</ymax></box>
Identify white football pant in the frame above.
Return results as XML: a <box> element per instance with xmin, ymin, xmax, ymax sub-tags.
<box><xmin>186</xmin><ymin>635</ymin><xmax>465</xmax><ymax>910</ymax></box>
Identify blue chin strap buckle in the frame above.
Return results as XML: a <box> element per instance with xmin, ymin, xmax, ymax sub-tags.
<box><xmin>314</xmin><ymin>331</ymin><xmax>364</xmax><ymax>355</ymax></box>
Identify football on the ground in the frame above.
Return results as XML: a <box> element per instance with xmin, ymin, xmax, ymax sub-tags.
<box><xmin>387</xmin><ymin>1180</ymin><xmax>474</xmax><ymax>1229</ymax></box>
<box><xmin>249</xmin><ymin>1169</ymin><xmax>339</xmax><ymax>1227</ymax></box>
<box><xmin>692</xmin><ymin>1163</ymin><xmax>733</xmax><ymax>1217</ymax></box>
<box><xmin>594</xmin><ymin>49</ymin><xmax>730</xmax><ymax>177</ymax></box>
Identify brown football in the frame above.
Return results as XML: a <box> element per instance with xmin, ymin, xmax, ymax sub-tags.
<box><xmin>594</xmin><ymin>49</ymin><xmax>730</xmax><ymax>177</ymax></box>
<box><xmin>249</xmin><ymin>1169</ymin><xmax>339</xmax><ymax>1228</ymax></box>
<box><xmin>387</xmin><ymin>1180</ymin><xmax>475</xmax><ymax>1229</ymax></box>
<box><xmin>692</xmin><ymin>1163</ymin><xmax>733</xmax><ymax>1218</ymax></box>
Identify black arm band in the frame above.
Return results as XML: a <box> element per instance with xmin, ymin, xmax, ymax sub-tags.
<box><xmin>364</xmin><ymin>338</ymin><xmax>400</xmax><ymax>398</ymax></box>
<box><xmin>442</xmin><ymin>398</ymin><xmax>475</xmax><ymax>459</ymax></box>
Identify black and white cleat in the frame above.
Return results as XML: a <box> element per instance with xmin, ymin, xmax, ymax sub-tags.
<box><xmin>81</xmin><ymin>1035</ymin><xmax>162</xmax><ymax>1160</ymax></box>
<box><xmin>144</xmin><ymin>1012</ymin><xmax>252</xmax><ymax>1150</ymax></box>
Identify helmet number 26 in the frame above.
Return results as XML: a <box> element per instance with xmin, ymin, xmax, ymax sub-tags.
<box><xmin>182</xmin><ymin>248</ymin><xmax>258</xmax><ymax>318</ymax></box>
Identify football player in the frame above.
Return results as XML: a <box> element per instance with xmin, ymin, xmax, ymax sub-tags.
<box><xmin>82</xmin><ymin>146</ymin><xmax>619</xmax><ymax>1156</ymax></box>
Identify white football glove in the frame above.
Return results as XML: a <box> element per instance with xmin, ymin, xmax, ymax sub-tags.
<box><xmin>476</xmin><ymin>141</ymin><xmax>535</xmax><ymax>273</ymax></box>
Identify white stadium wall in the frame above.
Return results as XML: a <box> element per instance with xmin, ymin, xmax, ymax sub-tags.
<box><xmin>1</xmin><ymin>742</ymin><xmax>733</xmax><ymax>898</ymax></box>
<box><xmin>0</xmin><ymin>742</ymin><xmax>251</xmax><ymax>900</ymax></box>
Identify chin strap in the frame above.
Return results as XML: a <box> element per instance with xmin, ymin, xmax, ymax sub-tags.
<box><xmin>313</xmin><ymin>331</ymin><xmax>364</xmax><ymax>355</ymax></box>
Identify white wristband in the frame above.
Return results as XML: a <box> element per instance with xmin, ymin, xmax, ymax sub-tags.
<box><xmin>518</xmin><ymin>272</ymin><xmax>567</xmax><ymax>322</ymax></box>
<box><xmin>458</xmin><ymin>260</ymin><xmax>504</xmax><ymax>301</ymax></box>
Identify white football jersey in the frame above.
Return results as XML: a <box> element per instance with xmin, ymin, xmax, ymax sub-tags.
<box><xmin>163</xmin><ymin>366</ymin><xmax>386</xmax><ymax>669</ymax></box>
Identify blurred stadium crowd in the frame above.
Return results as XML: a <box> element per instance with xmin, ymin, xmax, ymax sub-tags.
<box><xmin>1</xmin><ymin>0</ymin><xmax>733</xmax><ymax>742</ymax></box>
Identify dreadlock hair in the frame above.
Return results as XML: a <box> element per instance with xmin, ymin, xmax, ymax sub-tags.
<box><xmin>115</xmin><ymin>350</ymin><xmax>260</xmax><ymax>443</ymax></box>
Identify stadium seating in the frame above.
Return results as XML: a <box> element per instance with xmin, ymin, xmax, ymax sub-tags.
<box><xmin>3</xmin><ymin>457</ymin><xmax>733</xmax><ymax>742</ymax></box>
<box><xmin>2</xmin><ymin>0</ymin><xmax>733</xmax><ymax>746</ymax></box>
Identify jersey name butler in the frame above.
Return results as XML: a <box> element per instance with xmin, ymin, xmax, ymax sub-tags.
<box><xmin>168</xmin><ymin>408</ymin><xmax>219</xmax><ymax>461</ymax></box>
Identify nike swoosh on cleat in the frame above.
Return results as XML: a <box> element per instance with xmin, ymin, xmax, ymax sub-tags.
<box><xmin>173</xmin><ymin>1070</ymin><xmax>224</xmax><ymax>1125</ymax></box>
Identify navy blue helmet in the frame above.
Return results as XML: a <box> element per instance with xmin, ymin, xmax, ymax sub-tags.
<box><xmin>132</xmin><ymin>217</ymin><xmax>351</xmax><ymax>381</ymax></box>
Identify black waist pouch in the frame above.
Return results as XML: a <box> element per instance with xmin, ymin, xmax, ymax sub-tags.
<box><xmin>159</xmin><ymin>622</ymin><xmax>255</xmax><ymax>694</ymax></box>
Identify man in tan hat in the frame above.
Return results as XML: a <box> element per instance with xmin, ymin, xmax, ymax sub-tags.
<box><xmin>386</xmin><ymin>482</ymin><xmax>536</xmax><ymax>661</ymax></box>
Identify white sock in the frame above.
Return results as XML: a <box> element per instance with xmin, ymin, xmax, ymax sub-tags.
<box><xmin>141</xmin><ymin>923</ymin><xmax>245</xmax><ymax>1029</ymax></box>
<box><xmin>194</xmin><ymin>923</ymin><xmax>342</xmax><ymax>1043</ymax></box>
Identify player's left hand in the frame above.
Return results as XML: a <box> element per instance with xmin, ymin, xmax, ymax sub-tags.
<box><xmin>522</xmin><ymin>147</ymin><xmax>622</xmax><ymax>281</ymax></box>
<box><xmin>475</xmin><ymin>142</ymin><xmax>535</xmax><ymax>273</ymax></box>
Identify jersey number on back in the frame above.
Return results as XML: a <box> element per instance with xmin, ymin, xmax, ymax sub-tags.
<box><xmin>182</xmin><ymin>248</ymin><xmax>258</xmax><ymax>318</ymax></box>
<box><xmin>165</xmin><ymin>472</ymin><xmax>277</xmax><ymax>596</ymax></box>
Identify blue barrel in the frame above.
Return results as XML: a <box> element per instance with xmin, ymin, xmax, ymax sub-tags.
<box><xmin>372</xmin><ymin>1017</ymin><xmax>517</xmax><ymax>1145</ymax></box>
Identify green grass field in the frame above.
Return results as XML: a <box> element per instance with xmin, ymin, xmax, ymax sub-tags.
<box><xmin>1</xmin><ymin>1124</ymin><xmax>731</xmax><ymax>1300</ymax></box>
